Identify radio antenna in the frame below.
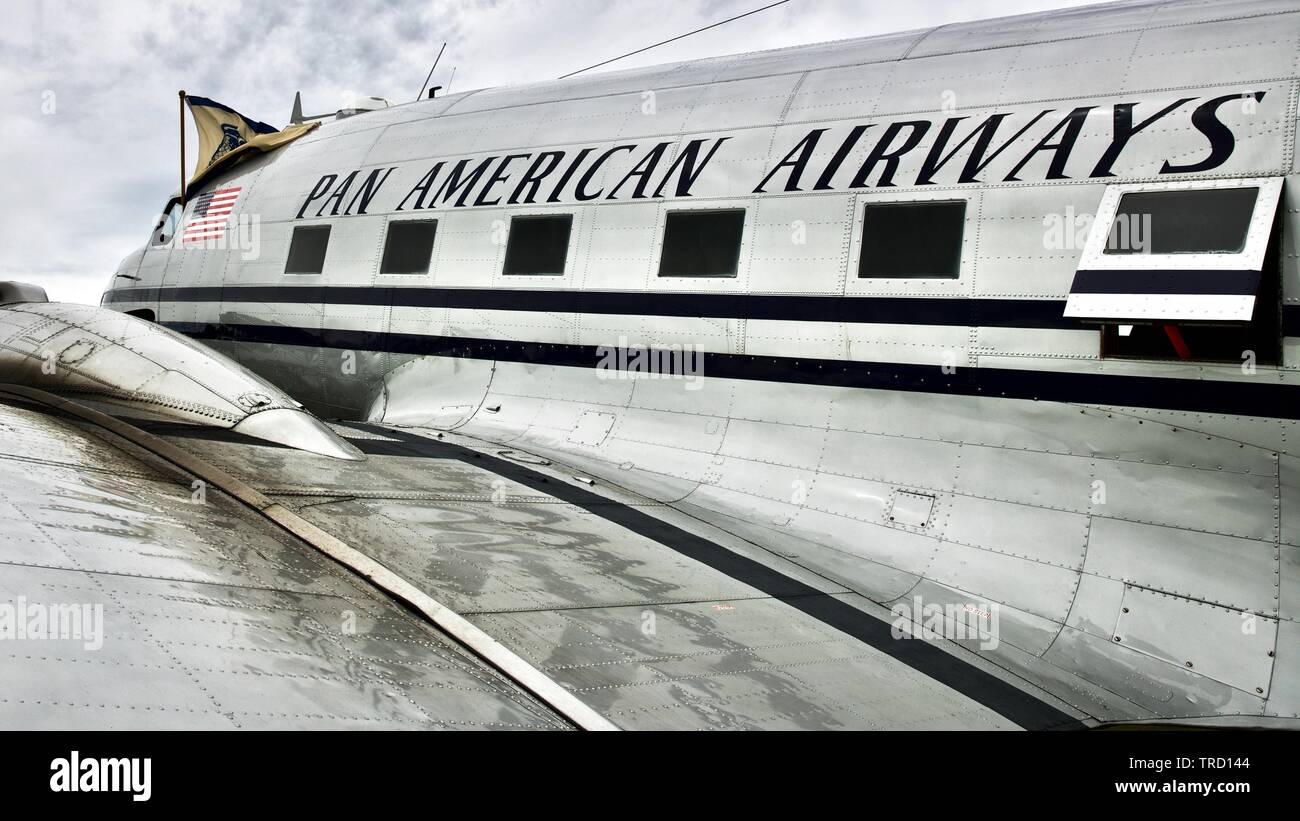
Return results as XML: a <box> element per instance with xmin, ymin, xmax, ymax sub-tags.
<box><xmin>416</xmin><ymin>42</ymin><xmax>447</xmax><ymax>102</ymax></box>
<box><xmin>558</xmin><ymin>0</ymin><xmax>790</xmax><ymax>80</ymax></box>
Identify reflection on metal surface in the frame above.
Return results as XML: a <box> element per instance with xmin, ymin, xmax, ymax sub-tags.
<box><xmin>0</xmin><ymin>397</ymin><xmax>568</xmax><ymax>730</ymax></box>
<box><xmin>0</xmin><ymin>301</ymin><xmax>362</xmax><ymax>460</ymax></box>
<box><xmin>0</xmin><ymin>281</ymin><xmax>49</xmax><ymax>305</ymax></box>
<box><xmin>160</xmin><ymin>421</ymin><xmax>1053</xmax><ymax>730</ymax></box>
<box><xmin>233</xmin><ymin>408</ymin><xmax>365</xmax><ymax>462</ymax></box>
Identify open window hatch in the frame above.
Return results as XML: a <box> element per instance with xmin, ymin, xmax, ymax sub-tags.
<box><xmin>1064</xmin><ymin>178</ymin><xmax>1284</xmax><ymax>364</ymax></box>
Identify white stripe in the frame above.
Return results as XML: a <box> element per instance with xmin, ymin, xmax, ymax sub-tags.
<box><xmin>1064</xmin><ymin>293</ymin><xmax>1256</xmax><ymax>322</ymax></box>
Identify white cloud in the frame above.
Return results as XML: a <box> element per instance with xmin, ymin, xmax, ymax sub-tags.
<box><xmin>0</xmin><ymin>0</ymin><xmax>1105</xmax><ymax>303</ymax></box>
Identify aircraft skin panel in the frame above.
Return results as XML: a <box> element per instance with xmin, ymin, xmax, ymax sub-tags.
<box><xmin>422</xmin><ymin>361</ymin><xmax>1291</xmax><ymax>722</ymax></box>
<box><xmin>73</xmin><ymin>0</ymin><xmax>1300</xmax><ymax>727</ymax></box>
<box><xmin>152</xmin><ymin>420</ymin><xmax>1064</xmax><ymax>730</ymax></box>
<box><xmin>0</xmin><ymin>399</ymin><xmax>570</xmax><ymax>730</ymax></box>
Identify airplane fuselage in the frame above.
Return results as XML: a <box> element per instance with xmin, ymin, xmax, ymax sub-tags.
<box><xmin>101</xmin><ymin>0</ymin><xmax>1300</xmax><ymax>725</ymax></box>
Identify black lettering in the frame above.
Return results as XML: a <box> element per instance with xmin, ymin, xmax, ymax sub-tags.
<box><xmin>850</xmin><ymin>121</ymin><xmax>931</xmax><ymax>188</ymax></box>
<box><xmin>344</xmin><ymin>167</ymin><xmax>396</xmax><ymax>215</ymax></box>
<box><xmin>652</xmin><ymin>137</ymin><xmax>731</xmax><ymax>198</ymax></box>
<box><xmin>396</xmin><ymin>163</ymin><xmax>445</xmax><ymax>211</ymax></box>
<box><xmin>475</xmin><ymin>154</ymin><xmax>531</xmax><ymax>206</ymax></box>
<box><xmin>316</xmin><ymin>170</ymin><xmax>358</xmax><ymax>216</ymax></box>
<box><xmin>576</xmin><ymin>145</ymin><xmax>636</xmax><ymax>201</ymax></box>
<box><xmin>296</xmin><ymin>174</ymin><xmax>337</xmax><ymax>219</ymax></box>
<box><xmin>754</xmin><ymin>129</ymin><xmax>827</xmax><ymax>193</ymax></box>
<box><xmin>1161</xmin><ymin>92</ymin><xmax>1263</xmax><ymax>175</ymax></box>
<box><xmin>953</xmin><ymin>111</ymin><xmax>1052</xmax><ymax>184</ymax></box>
<box><xmin>917</xmin><ymin>114</ymin><xmax>1017</xmax><ymax>185</ymax></box>
<box><xmin>1091</xmin><ymin>99</ymin><xmax>1194</xmax><ymax>177</ymax></box>
<box><xmin>509</xmin><ymin>152</ymin><xmax>565</xmax><ymax>204</ymax></box>
<box><xmin>548</xmin><ymin>148</ymin><xmax>595</xmax><ymax>203</ymax></box>
<box><xmin>432</xmin><ymin>157</ymin><xmax>497</xmax><ymax>207</ymax></box>
<box><xmin>607</xmin><ymin>142</ymin><xmax>671</xmax><ymax>199</ymax></box>
<box><xmin>814</xmin><ymin>125</ymin><xmax>871</xmax><ymax>190</ymax></box>
<box><xmin>1004</xmin><ymin>107</ymin><xmax>1095</xmax><ymax>182</ymax></box>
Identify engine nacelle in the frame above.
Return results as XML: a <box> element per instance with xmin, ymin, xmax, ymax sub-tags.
<box><xmin>0</xmin><ymin>285</ymin><xmax>362</xmax><ymax>460</ymax></box>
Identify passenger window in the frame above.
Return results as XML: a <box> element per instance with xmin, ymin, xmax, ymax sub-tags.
<box><xmin>380</xmin><ymin>220</ymin><xmax>438</xmax><ymax>275</ymax></box>
<box><xmin>285</xmin><ymin>225</ymin><xmax>331</xmax><ymax>275</ymax></box>
<box><xmin>502</xmin><ymin>215</ymin><xmax>572</xmax><ymax>275</ymax></box>
<box><xmin>1104</xmin><ymin>188</ymin><xmax>1257</xmax><ymax>255</ymax></box>
<box><xmin>153</xmin><ymin>200</ymin><xmax>183</xmax><ymax>246</ymax></box>
<box><xmin>658</xmin><ymin>210</ymin><xmax>745</xmax><ymax>278</ymax></box>
<box><xmin>859</xmin><ymin>201</ymin><xmax>964</xmax><ymax>278</ymax></box>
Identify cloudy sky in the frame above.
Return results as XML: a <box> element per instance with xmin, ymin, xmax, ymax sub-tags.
<box><xmin>1</xmin><ymin>0</ymin><xmax>1102</xmax><ymax>304</ymax></box>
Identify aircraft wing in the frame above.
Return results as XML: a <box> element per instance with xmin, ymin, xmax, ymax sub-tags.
<box><xmin>0</xmin><ymin>386</ymin><xmax>1080</xmax><ymax>730</ymax></box>
<box><xmin>0</xmin><ymin>390</ymin><xmax>574</xmax><ymax>730</ymax></box>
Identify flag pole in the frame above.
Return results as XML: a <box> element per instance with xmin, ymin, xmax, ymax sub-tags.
<box><xmin>178</xmin><ymin>90</ymin><xmax>187</xmax><ymax>206</ymax></box>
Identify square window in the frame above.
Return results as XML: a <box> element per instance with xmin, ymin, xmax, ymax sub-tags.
<box><xmin>503</xmin><ymin>215</ymin><xmax>572</xmax><ymax>275</ymax></box>
<box><xmin>285</xmin><ymin>225</ymin><xmax>331</xmax><ymax>275</ymax></box>
<box><xmin>658</xmin><ymin>210</ymin><xmax>745</xmax><ymax>277</ymax></box>
<box><xmin>859</xmin><ymin>201</ymin><xmax>965</xmax><ymax>278</ymax></box>
<box><xmin>380</xmin><ymin>220</ymin><xmax>438</xmax><ymax>274</ymax></box>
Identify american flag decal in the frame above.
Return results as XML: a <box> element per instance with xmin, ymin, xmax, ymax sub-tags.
<box><xmin>180</xmin><ymin>186</ymin><xmax>241</xmax><ymax>244</ymax></box>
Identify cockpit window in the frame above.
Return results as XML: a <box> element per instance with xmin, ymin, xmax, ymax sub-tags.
<box><xmin>153</xmin><ymin>199</ymin><xmax>183</xmax><ymax>246</ymax></box>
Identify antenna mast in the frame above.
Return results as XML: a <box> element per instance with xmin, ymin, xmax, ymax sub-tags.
<box><xmin>416</xmin><ymin>43</ymin><xmax>447</xmax><ymax>102</ymax></box>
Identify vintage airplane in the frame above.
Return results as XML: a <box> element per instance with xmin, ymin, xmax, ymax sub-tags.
<box><xmin>1</xmin><ymin>0</ymin><xmax>1296</xmax><ymax>730</ymax></box>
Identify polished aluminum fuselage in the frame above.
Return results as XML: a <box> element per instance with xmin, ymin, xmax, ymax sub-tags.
<box><xmin>102</xmin><ymin>0</ymin><xmax>1300</xmax><ymax>724</ymax></box>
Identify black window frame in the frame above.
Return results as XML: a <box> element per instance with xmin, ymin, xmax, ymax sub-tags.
<box><xmin>502</xmin><ymin>214</ymin><xmax>574</xmax><ymax>276</ymax></box>
<box><xmin>379</xmin><ymin>219</ymin><xmax>439</xmax><ymax>275</ymax></box>
<box><xmin>857</xmin><ymin>200</ymin><xmax>966</xmax><ymax>279</ymax></box>
<box><xmin>285</xmin><ymin>224</ymin><xmax>332</xmax><ymax>275</ymax></box>
<box><xmin>657</xmin><ymin>208</ymin><xmax>747</xmax><ymax>278</ymax></box>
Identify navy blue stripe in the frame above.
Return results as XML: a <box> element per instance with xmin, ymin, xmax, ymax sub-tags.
<box><xmin>104</xmin><ymin>286</ymin><xmax>1080</xmax><ymax>329</ymax></box>
<box><xmin>1070</xmin><ymin>269</ymin><xmax>1261</xmax><ymax>296</ymax></box>
<box><xmin>164</xmin><ymin>321</ymin><xmax>1300</xmax><ymax>419</ymax></box>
